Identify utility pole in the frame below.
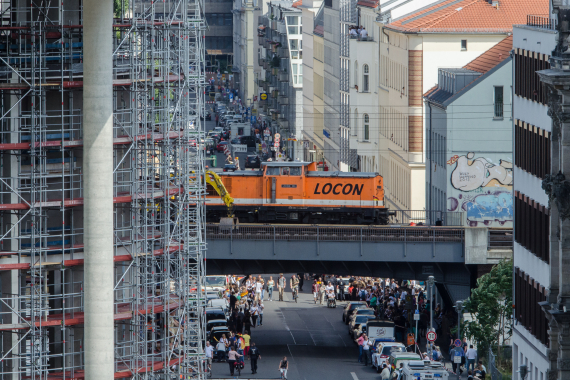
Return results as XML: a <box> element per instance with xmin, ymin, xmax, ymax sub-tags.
<box><xmin>428</xmin><ymin>276</ymin><xmax>435</xmax><ymax>358</ymax></box>
<box><xmin>455</xmin><ymin>300</ymin><xmax>464</xmax><ymax>380</ymax></box>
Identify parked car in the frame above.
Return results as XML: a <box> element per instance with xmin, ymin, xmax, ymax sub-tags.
<box><xmin>245</xmin><ymin>155</ymin><xmax>261</xmax><ymax>169</ymax></box>
<box><xmin>223</xmin><ymin>164</ymin><xmax>237</xmax><ymax>172</ymax></box>
<box><xmin>206</xmin><ymin>319</ymin><xmax>227</xmax><ymax>332</ymax></box>
<box><xmin>387</xmin><ymin>352</ymin><xmax>422</xmax><ymax>372</ymax></box>
<box><xmin>348</xmin><ymin>307</ymin><xmax>376</xmax><ymax>323</ymax></box>
<box><xmin>216</xmin><ymin>141</ymin><xmax>228</xmax><ymax>152</ymax></box>
<box><xmin>372</xmin><ymin>342</ymin><xmax>405</xmax><ymax>372</ymax></box>
<box><xmin>349</xmin><ymin>315</ymin><xmax>376</xmax><ymax>340</ymax></box>
<box><xmin>208</xmin><ymin>298</ymin><xmax>229</xmax><ymax>315</ymax></box>
<box><xmin>238</xmin><ymin>135</ymin><xmax>256</xmax><ymax>148</ymax></box>
<box><xmin>343</xmin><ymin>302</ymin><xmax>367</xmax><ymax>324</ymax></box>
<box><xmin>208</xmin><ymin>328</ymin><xmax>231</xmax><ymax>345</ymax></box>
<box><xmin>205</xmin><ymin>307</ymin><xmax>227</xmax><ymax>322</ymax></box>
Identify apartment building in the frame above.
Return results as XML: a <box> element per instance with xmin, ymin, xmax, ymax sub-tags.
<box><xmin>206</xmin><ymin>0</ymin><xmax>234</xmax><ymax>69</ymax></box>
<box><xmin>233</xmin><ymin>0</ymin><xmax>261</xmax><ymax>104</ymax></box>
<box><xmin>376</xmin><ymin>0</ymin><xmax>546</xmax><ymax>210</ymax></box>
<box><xmin>301</xmin><ymin>0</ymin><xmax>325</xmax><ymax>162</ymax></box>
<box><xmin>512</xmin><ymin>16</ymin><xmax>556</xmax><ymax>380</ymax></box>
<box><xmin>424</xmin><ymin>36</ymin><xmax>513</xmax><ymax>227</ymax></box>
<box><xmin>258</xmin><ymin>1</ymin><xmax>304</xmax><ymax>159</ymax></box>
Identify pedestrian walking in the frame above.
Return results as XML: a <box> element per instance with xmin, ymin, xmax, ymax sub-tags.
<box><xmin>249</xmin><ymin>342</ymin><xmax>261</xmax><ymax>374</ymax></box>
<box><xmin>338</xmin><ymin>278</ymin><xmax>345</xmax><ymax>301</ymax></box>
<box><xmin>278</xmin><ymin>273</ymin><xmax>286</xmax><ymax>301</ymax></box>
<box><xmin>466</xmin><ymin>345</ymin><xmax>477</xmax><ymax>373</ymax></box>
<box><xmin>319</xmin><ymin>282</ymin><xmax>326</xmax><ymax>304</ymax></box>
<box><xmin>267</xmin><ymin>276</ymin><xmax>275</xmax><ymax>301</ymax></box>
<box><xmin>243</xmin><ymin>331</ymin><xmax>251</xmax><ymax>359</ymax></box>
<box><xmin>278</xmin><ymin>356</ymin><xmax>289</xmax><ymax>379</ymax></box>
<box><xmin>205</xmin><ymin>341</ymin><xmax>214</xmax><ymax>372</ymax></box>
<box><xmin>227</xmin><ymin>346</ymin><xmax>242</xmax><ymax>376</ymax></box>
<box><xmin>251</xmin><ymin>303</ymin><xmax>259</xmax><ymax>327</ymax></box>
<box><xmin>381</xmin><ymin>364</ymin><xmax>391</xmax><ymax>380</ymax></box>
<box><xmin>259</xmin><ymin>276</ymin><xmax>266</xmax><ymax>300</ymax></box>
<box><xmin>258</xmin><ymin>302</ymin><xmax>264</xmax><ymax>326</ymax></box>
<box><xmin>312</xmin><ymin>279</ymin><xmax>319</xmax><ymax>303</ymax></box>
<box><xmin>215</xmin><ymin>114</ymin><xmax>219</xmax><ymax>126</ymax></box>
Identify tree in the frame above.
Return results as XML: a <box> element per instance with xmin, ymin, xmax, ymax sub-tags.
<box><xmin>114</xmin><ymin>0</ymin><xmax>128</xmax><ymax>18</ymax></box>
<box><xmin>463</xmin><ymin>259</ymin><xmax>513</xmax><ymax>364</ymax></box>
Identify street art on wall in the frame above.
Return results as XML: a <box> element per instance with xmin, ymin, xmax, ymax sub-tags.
<box><xmin>447</xmin><ymin>152</ymin><xmax>513</xmax><ymax>227</ymax></box>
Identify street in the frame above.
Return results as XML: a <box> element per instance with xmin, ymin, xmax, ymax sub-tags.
<box><xmin>204</xmin><ymin>105</ymin><xmax>258</xmax><ymax>171</ymax></box>
<box><xmin>210</xmin><ymin>279</ymin><xmax>382</xmax><ymax>380</ymax></box>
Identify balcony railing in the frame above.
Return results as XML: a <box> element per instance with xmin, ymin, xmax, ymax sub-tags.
<box><xmin>526</xmin><ymin>14</ymin><xmax>557</xmax><ymax>30</ymax></box>
<box><xmin>349</xmin><ymin>35</ymin><xmax>374</xmax><ymax>42</ymax></box>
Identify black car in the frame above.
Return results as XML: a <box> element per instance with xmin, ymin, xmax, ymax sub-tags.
<box><xmin>223</xmin><ymin>164</ymin><xmax>237</xmax><ymax>172</ymax></box>
<box><xmin>245</xmin><ymin>155</ymin><xmax>261</xmax><ymax>169</ymax></box>
<box><xmin>238</xmin><ymin>135</ymin><xmax>257</xmax><ymax>148</ymax></box>
<box><xmin>205</xmin><ymin>112</ymin><xmax>211</xmax><ymax>121</ymax></box>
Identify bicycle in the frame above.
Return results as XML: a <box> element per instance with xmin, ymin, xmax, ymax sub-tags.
<box><xmin>292</xmin><ymin>287</ymin><xmax>298</xmax><ymax>303</ymax></box>
<box><xmin>233</xmin><ymin>358</ymin><xmax>243</xmax><ymax>376</ymax></box>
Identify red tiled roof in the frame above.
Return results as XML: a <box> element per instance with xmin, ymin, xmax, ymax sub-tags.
<box><xmin>357</xmin><ymin>0</ymin><xmax>379</xmax><ymax>8</ymax></box>
<box><xmin>386</xmin><ymin>0</ymin><xmax>548</xmax><ymax>33</ymax></box>
<box><xmin>463</xmin><ymin>35</ymin><xmax>512</xmax><ymax>73</ymax></box>
<box><xmin>292</xmin><ymin>0</ymin><xmax>302</xmax><ymax>8</ymax></box>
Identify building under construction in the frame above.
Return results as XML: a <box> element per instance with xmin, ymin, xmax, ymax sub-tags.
<box><xmin>0</xmin><ymin>0</ymin><xmax>207</xmax><ymax>378</ymax></box>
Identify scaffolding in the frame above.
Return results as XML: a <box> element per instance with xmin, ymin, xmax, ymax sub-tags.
<box><xmin>0</xmin><ymin>0</ymin><xmax>207</xmax><ymax>378</ymax></box>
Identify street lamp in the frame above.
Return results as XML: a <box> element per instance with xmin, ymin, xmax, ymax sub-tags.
<box><xmin>519</xmin><ymin>365</ymin><xmax>528</xmax><ymax>380</ymax></box>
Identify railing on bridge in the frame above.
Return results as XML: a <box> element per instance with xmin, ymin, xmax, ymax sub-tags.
<box><xmin>206</xmin><ymin>224</ymin><xmax>465</xmax><ymax>242</ymax></box>
<box><xmin>389</xmin><ymin>210</ymin><xmax>465</xmax><ymax>226</ymax></box>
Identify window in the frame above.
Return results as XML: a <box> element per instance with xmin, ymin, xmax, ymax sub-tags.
<box><xmin>515</xmin><ymin>48</ymin><xmax>549</xmax><ymax>105</ymax></box>
<box><xmin>514</xmin><ymin>268</ymin><xmax>549</xmax><ymax>347</ymax></box>
<box><xmin>354</xmin><ymin>61</ymin><xmax>359</xmax><ymax>88</ymax></box>
<box><xmin>461</xmin><ymin>39</ymin><xmax>467</xmax><ymax>51</ymax></box>
<box><xmin>292</xmin><ymin>64</ymin><xmax>298</xmax><ymax>84</ymax></box>
<box><xmin>494</xmin><ymin>86</ymin><xmax>504</xmax><ymax>118</ymax></box>
<box><xmin>515</xmin><ymin>120</ymin><xmax>550</xmax><ymax>179</ymax></box>
<box><xmin>363</xmin><ymin>114</ymin><xmax>369</xmax><ymax>141</ymax></box>
<box><xmin>363</xmin><ymin>64</ymin><xmax>369</xmax><ymax>92</ymax></box>
<box><xmin>515</xmin><ymin>191</ymin><xmax>549</xmax><ymax>263</ymax></box>
<box><xmin>289</xmin><ymin>39</ymin><xmax>299</xmax><ymax>59</ymax></box>
<box><xmin>267</xmin><ymin>167</ymin><xmax>280</xmax><ymax>175</ymax></box>
<box><xmin>287</xmin><ymin>16</ymin><xmax>299</xmax><ymax>34</ymax></box>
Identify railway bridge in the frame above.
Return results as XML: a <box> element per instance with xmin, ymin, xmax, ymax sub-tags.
<box><xmin>205</xmin><ymin>224</ymin><xmax>512</xmax><ymax>304</ymax></box>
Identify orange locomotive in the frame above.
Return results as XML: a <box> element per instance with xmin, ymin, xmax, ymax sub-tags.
<box><xmin>205</xmin><ymin>161</ymin><xmax>391</xmax><ymax>224</ymax></box>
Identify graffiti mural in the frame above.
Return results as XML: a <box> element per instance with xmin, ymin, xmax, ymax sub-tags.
<box><xmin>447</xmin><ymin>152</ymin><xmax>513</xmax><ymax>227</ymax></box>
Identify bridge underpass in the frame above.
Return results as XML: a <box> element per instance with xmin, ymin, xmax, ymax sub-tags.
<box><xmin>204</xmin><ymin>224</ymin><xmax>513</xmax><ymax>303</ymax></box>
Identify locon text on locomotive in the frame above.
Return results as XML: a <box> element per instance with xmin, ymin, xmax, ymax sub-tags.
<box><xmin>313</xmin><ymin>183</ymin><xmax>364</xmax><ymax>195</ymax></box>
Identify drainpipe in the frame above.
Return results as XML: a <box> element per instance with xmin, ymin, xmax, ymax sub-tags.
<box><xmin>428</xmin><ymin>102</ymin><xmax>433</xmax><ymax>216</ymax></box>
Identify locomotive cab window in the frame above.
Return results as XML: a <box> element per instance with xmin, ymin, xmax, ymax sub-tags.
<box><xmin>289</xmin><ymin>167</ymin><xmax>302</xmax><ymax>176</ymax></box>
<box><xmin>266</xmin><ymin>167</ymin><xmax>280</xmax><ymax>176</ymax></box>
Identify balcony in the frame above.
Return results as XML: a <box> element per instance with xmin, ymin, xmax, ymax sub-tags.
<box><xmin>271</xmin><ymin>20</ymin><xmax>277</xmax><ymax>30</ymax></box>
<box><xmin>278</xmin><ymin>95</ymin><xmax>289</xmax><ymax>105</ymax></box>
<box><xmin>272</xmin><ymin>89</ymin><xmax>279</xmax><ymax>98</ymax></box>
<box><xmin>258</xmin><ymin>35</ymin><xmax>265</xmax><ymax>45</ymax></box>
<box><xmin>258</xmin><ymin>57</ymin><xmax>265</xmax><ymax>66</ymax></box>
<box><xmin>278</xmin><ymin>47</ymin><xmax>289</xmax><ymax>57</ymax></box>
<box><xmin>349</xmin><ymin>35</ymin><xmax>374</xmax><ymax>42</ymax></box>
<box><xmin>278</xmin><ymin>71</ymin><xmax>289</xmax><ymax>82</ymax></box>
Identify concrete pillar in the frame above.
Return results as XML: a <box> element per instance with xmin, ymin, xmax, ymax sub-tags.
<box><xmin>83</xmin><ymin>0</ymin><xmax>114</xmax><ymax>378</ymax></box>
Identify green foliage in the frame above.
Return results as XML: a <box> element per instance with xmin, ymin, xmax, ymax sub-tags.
<box><xmin>463</xmin><ymin>259</ymin><xmax>513</xmax><ymax>362</ymax></box>
<box><xmin>114</xmin><ymin>0</ymin><xmax>129</xmax><ymax>17</ymax></box>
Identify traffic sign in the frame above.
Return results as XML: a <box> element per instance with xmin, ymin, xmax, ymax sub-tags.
<box><xmin>427</xmin><ymin>331</ymin><xmax>437</xmax><ymax>342</ymax></box>
<box><xmin>260</xmin><ymin>93</ymin><xmax>268</xmax><ymax>101</ymax></box>
<box><xmin>413</xmin><ymin>309</ymin><xmax>420</xmax><ymax>321</ymax></box>
<box><xmin>454</xmin><ymin>339</ymin><xmax>462</xmax><ymax>347</ymax></box>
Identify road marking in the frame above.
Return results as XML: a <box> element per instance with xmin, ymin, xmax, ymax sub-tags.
<box><xmin>351</xmin><ymin>372</ymin><xmax>359</xmax><ymax>380</ymax></box>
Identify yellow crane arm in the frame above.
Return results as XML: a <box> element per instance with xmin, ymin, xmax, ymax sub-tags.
<box><xmin>205</xmin><ymin>170</ymin><xmax>234</xmax><ymax>216</ymax></box>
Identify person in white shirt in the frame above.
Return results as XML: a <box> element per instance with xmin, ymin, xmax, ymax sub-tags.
<box><xmin>381</xmin><ymin>364</ymin><xmax>391</xmax><ymax>380</ymax></box>
<box><xmin>360</xmin><ymin>27</ymin><xmax>368</xmax><ymax>39</ymax></box>
<box><xmin>349</xmin><ymin>28</ymin><xmax>358</xmax><ymax>37</ymax></box>
<box><xmin>255</xmin><ymin>280</ymin><xmax>263</xmax><ymax>301</ymax></box>
<box><xmin>205</xmin><ymin>341</ymin><xmax>214</xmax><ymax>370</ymax></box>
<box><xmin>466</xmin><ymin>345</ymin><xmax>478</xmax><ymax>373</ymax></box>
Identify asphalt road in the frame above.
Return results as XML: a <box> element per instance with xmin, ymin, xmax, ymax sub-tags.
<box><xmin>204</xmin><ymin>106</ymin><xmax>259</xmax><ymax>171</ymax></box>
<box><xmin>209</xmin><ymin>279</ymin><xmax>381</xmax><ymax>380</ymax></box>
